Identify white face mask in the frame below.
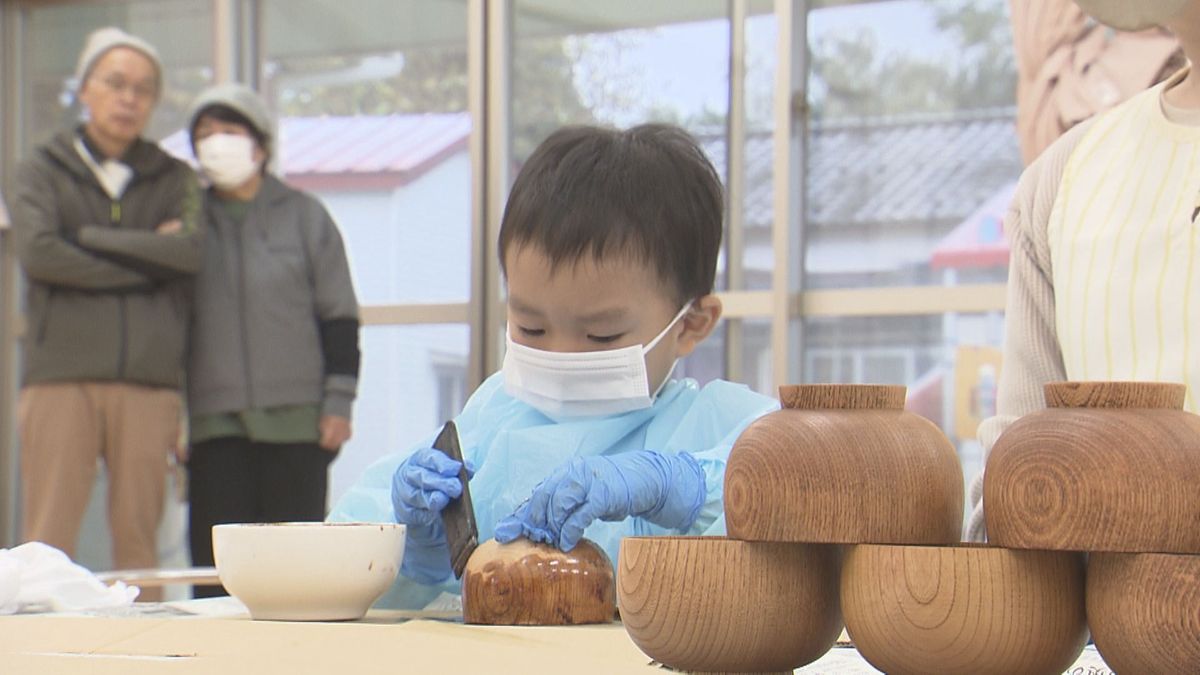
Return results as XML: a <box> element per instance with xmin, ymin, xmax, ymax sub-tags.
<box><xmin>196</xmin><ymin>133</ymin><xmax>261</xmax><ymax>190</ymax></box>
<box><xmin>502</xmin><ymin>303</ymin><xmax>693</xmax><ymax>419</ymax></box>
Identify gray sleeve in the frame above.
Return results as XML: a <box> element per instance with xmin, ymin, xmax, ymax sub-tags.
<box><xmin>964</xmin><ymin>121</ymin><xmax>1092</xmax><ymax>542</ymax></box>
<box><xmin>11</xmin><ymin>158</ymin><xmax>151</xmax><ymax>290</ymax></box>
<box><xmin>303</xmin><ymin>197</ymin><xmax>361</xmax><ymax>418</ymax></box>
<box><xmin>306</xmin><ymin>201</ymin><xmax>359</xmax><ymax>321</ymax></box>
<box><xmin>75</xmin><ymin>168</ymin><xmax>205</xmax><ymax>279</ymax></box>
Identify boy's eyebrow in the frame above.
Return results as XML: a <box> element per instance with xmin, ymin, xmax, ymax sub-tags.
<box><xmin>509</xmin><ymin>296</ymin><xmax>628</xmax><ymax>324</ymax></box>
<box><xmin>578</xmin><ymin>307</ymin><xmax>628</xmax><ymax>323</ymax></box>
<box><xmin>507</xmin><ymin>296</ymin><xmax>544</xmax><ymax>317</ymax></box>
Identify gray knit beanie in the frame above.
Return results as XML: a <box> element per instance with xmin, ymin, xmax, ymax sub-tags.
<box><xmin>187</xmin><ymin>83</ymin><xmax>274</xmax><ymax>152</ymax></box>
<box><xmin>75</xmin><ymin>27</ymin><xmax>163</xmax><ymax>94</ymax></box>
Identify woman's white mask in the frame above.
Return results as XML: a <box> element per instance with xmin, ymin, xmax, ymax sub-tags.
<box><xmin>502</xmin><ymin>303</ymin><xmax>693</xmax><ymax>419</ymax></box>
<box><xmin>196</xmin><ymin>133</ymin><xmax>261</xmax><ymax>190</ymax></box>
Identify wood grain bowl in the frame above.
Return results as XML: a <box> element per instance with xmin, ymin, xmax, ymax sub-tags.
<box><xmin>841</xmin><ymin>543</ymin><xmax>1088</xmax><ymax>675</ymax></box>
<box><xmin>985</xmin><ymin>381</ymin><xmax>1200</xmax><ymax>553</ymax></box>
<box><xmin>462</xmin><ymin>538</ymin><xmax>615</xmax><ymax>625</ymax></box>
<box><xmin>725</xmin><ymin>384</ymin><xmax>963</xmax><ymax>545</ymax></box>
<box><xmin>1087</xmin><ymin>551</ymin><xmax>1200</xmax><ymax>674</ymax></box>
<box><xmin>618</xmin><ymin>536</ymin><xmax>842</xmax><ymax>674</ymax></box>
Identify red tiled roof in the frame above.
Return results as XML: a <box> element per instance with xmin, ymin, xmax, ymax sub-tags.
<box><xmin>929</xmin><ymin>181</ymin><xmax>1017</xmax><ymax>271</ymax></box>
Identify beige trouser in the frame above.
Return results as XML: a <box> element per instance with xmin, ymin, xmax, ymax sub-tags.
<box><xmin>19</xmin><ymin>382</ymin><xmax>181</xmax><ymax>602</ymax></box>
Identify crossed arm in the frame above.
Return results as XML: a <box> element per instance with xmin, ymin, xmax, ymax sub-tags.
<box><xmin>11</xmin><ymin>162</ymin><xmax>204</xmax><ymax>290</ymax></box>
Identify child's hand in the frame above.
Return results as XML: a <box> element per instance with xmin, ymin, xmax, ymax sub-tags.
<box><xmin>392</xmin><ymin>447</ymin><xmax>465</xmax><ymax>527</ymax></box>
<box><xmin>390</xmin><ymin>447</ymin><xmax>466</xmax><ymax>584</ymax></box>
<box><xmin>493</xmin><ymin>450</ymin><xmax>706</xmax><ymax>552</ymax></box>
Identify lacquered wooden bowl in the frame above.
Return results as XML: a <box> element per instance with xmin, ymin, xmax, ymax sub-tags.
<box><xmin>985</xmin><ymin>381</ymin><xmax>1200</xmax><ymax>552</ymax></box>
<box><xmin>462</xmin><ymin>538</ymin><xmax>615</xmax><ymax>625</ymax></box>
<box><xmin>841</xmin><ymin>543</ymin><xmax>1087</xmax><ymax>675</ymax></box>
<box><xmin>1087</xmin><ymin>552</ymin><xmax>1200</xmax><ymax>674</ymax></box>
<box><xmin>725</xmin><ymin>384</ymin><xmax>963</xmax><ymax>544</ymax></box>
<box><xmin>618</xmin><ymin>536</ymin><xmax>842</xmax><ymax>674</ymax></box>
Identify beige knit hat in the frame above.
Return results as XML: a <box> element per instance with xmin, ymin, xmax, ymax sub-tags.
<box><xmin>1073</xmin><ymin>0</ymin><xmax>1190</xmax><ymax>30</ymax></box>
<box><xmin>74</xmin><ymin>27</ymin><xmax>163</xmax><ymax>94</ymax></box>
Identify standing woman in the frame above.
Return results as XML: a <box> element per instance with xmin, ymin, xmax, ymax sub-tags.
<box><xmin>183</xmin><ymin>84</ymin><xmax>361</xmax><ymax>595</ymax></box>
<box><xmin>966</xmin><ymin>0</ymin><xmax>1200</xmax><ymax>541</ymax></box>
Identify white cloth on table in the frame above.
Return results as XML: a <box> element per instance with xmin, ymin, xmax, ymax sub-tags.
<box><xmin>0</xmin><ymin>542</ymin><xmax>139</xmax><ymax>614</ymax></box>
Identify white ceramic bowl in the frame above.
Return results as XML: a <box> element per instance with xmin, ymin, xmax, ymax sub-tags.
<box><xmin>212</xmin><ymin>522</ymin><xmax>405</xmax><ymax>621</ymax></box>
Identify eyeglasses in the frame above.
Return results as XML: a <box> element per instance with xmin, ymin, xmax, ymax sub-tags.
<box><xmin>94</xmin><ymin>73</ymin><xmax>158</xmax><ymax>101</ymax></box>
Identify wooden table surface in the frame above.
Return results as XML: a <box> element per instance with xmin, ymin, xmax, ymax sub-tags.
<box><xmin>0</xmin><ymin>599</ymin><xmax>1115</xmax><ymax>674</ymax></box>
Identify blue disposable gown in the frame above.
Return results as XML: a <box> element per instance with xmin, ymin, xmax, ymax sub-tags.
<box><xmin>328</xmin><ymin>372</ymin><xmax>778</xmax><ymax>608</ymax></box>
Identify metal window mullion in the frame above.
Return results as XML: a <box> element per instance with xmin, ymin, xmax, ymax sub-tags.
<box><xmin>239</xmin><ymin>0</ymin><xmax>262</xmax><ymax>88</ymax></box>
<box><xmin>724</xmin><ymin>0</ymin><xmax>748</xmax><ymax>385</ymax></box>
<box><xmin>212</xmin><ymin>0</ymin><xmax>236</xmax><ymax>83</ymax></box>
<box><xmin>361</xmin><ymin>303</ymin><xmax>472</xmax><ymax>326</ymax></box>
<box><xmin>466</xmin><ymin>0</ymin><xmax>488</xmax><ymax>389</ymax></box>
<box><xmin>797</xmin><ymin>284</ymin><xmax>1008</xmax><ymax>317</ymax></box>
<box><xmin>771</xmin><ymin>0</ymin><xmax>807</xmax><ymax>390</ymax></box>
<box><xmin>214</xmin><ymin>0</ymin><xmax>260</xmax><ymax>86</ymax></box>
<box><xmin>482</xmin><ymin>0</ymin><xmax>511</xmax><ymax>379</ymax></box>
<box><xmin>0</xmin><ymin>0</ymin><xmax>23</xmax><ymax>548</ymax></box>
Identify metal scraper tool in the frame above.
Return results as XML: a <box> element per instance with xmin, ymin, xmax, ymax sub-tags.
<box><xmin>432</xmin><ymin>420</ymin><xmax>478</xmax><ymax>579</ymax></box>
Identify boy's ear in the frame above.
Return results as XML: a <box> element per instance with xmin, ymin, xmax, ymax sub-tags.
<box><xmin>675</xmin><ymin>294</ymin><xmax>722</xmax><ymax>358</ymax></box>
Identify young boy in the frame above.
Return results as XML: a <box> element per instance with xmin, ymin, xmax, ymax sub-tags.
<box><xmin>330</xmin><ymin>124</ymin><xmax>778</xmax><ymax>608</ymax></box>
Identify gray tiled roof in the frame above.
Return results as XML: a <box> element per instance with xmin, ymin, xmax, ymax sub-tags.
<box><xmin>703</xmin><ymin>108</ymin><xmax>1022</xmax><ymax>229</ymax></box>
<box><xmin>162</xmin><ymin>109</ymin><xmax>1021</xmax><ymax>234</ymax></box>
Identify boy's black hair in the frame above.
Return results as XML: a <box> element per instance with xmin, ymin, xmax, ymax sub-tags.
<box><xmin>189</xmin><ymin>104</ymin><xmax>271</xmax><ymax>171</ymax></box>
<box><xmin>498</xmin><ymin>124</ymin><xmax>723</xmax><ymax>305</ymax></box>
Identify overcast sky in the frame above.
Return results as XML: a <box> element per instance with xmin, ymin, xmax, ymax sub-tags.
<box><xmin>576</xmin><ymin>1</ymin><xmax>960</xmax><ymax>126</ymax></box>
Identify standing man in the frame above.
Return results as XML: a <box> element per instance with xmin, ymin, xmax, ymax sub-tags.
<box><xmin>9</xmin><ymin>27</ymin><xmax>202</xmax><ymax>599</ymax></box>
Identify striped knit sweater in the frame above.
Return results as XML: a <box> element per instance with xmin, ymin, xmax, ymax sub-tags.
<box><xmin>967</xmin><ymin>68</ymin><xmax>1200</xmax><ymax>541</ymax></box>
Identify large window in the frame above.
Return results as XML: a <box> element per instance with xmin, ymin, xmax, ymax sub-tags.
<box><xmin>260</xmin><ymin>0</ymin><xmax>473</xmax><ymax>506</ymax></box>
<box><xmin>805</xmin><ymin>0</ymin><xmax>1018</xmax><ymax>289</ymax></box>
<box><xmin>263</xmin><ymin>0</ymin><xmax>471</xmax><ymax>306</ymax></box>
<box><xmin>0</xmin><ymin>0</ymin><xmax>1026</xmax><ymax>550</ymax></box>
<box><xmin>332</xmin><ymin>324</ymin><xmax>470</xmax><ymax>504</ymax></box>
<box><xmin>804</xmin><ymin>0</ymin><xmax>1019</xmax><ymax>505</ymax></box>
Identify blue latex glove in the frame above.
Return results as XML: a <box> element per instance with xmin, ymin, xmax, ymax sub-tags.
<box><xmin>494</xmin><ymin>450</ymin><xmax>706</xmax><ymax>552</ymax></box>
<box><xmin>391</xmin><ymin>447</ymin><xmax>471</xmax><ymax>584</ymax></box>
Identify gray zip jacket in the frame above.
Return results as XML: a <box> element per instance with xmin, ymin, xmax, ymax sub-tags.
<box><xmin>187</xmin><ymin>175</ymin><xmax>360</xmax><ymax>419</ymax></box>
<box><xmin>11</xmin><ymin>128</ymin><xmax>203</xmax><ymax>388</ymax></box>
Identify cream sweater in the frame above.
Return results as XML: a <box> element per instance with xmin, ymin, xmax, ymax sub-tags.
<box><xmin>966</xmin><ymin>69</ymin><xmax>1200</xmax><ymax>541</ymax></box>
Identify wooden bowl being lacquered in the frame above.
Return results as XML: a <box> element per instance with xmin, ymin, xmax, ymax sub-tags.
<box><xmin>462</xmin><ymin>538</ymin><xmax>615</xmax><ymax>625</ymax></box>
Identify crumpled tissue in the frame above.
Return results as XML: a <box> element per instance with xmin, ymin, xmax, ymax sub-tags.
<box><xmin>0</xmin><ymin>542</ymin><xmax>139</xmax><ymax>614</ymax></box>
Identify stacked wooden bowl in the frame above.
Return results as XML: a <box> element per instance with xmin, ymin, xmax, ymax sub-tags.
<box><xmin>724</xmin><ymin>384</ymin><xmax>963</xmax><ymax>545</ymax></box>
<box><xmin>619</xmin><ymin>536</ymin><xmax>841</xmax><ymax>674</ymax></box>
<box><xmin>840</xmin><ymin>542</ymin><xmax>1087</xmax><ymax>675</ymax></box>
<box><xmin>619</xmin><ymin>384</ymin><xmax>971</xmax><ymax>673</ymax></box>
<box><xmin>985</xmin><ymin>381</ymin><xmax>1200</xmax><ymax>673</ymax></box>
